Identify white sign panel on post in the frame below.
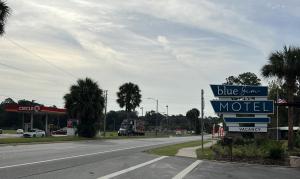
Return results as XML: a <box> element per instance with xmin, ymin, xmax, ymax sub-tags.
<box><xmin>228</xmin><ymin>126</ymin><xmax>267</xmax><ymax>133</ymax></box>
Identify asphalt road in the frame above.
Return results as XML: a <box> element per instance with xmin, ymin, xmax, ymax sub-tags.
<box><xmin>0</xmin><ymin>136</ymin><xmax>299</xmax><ymax>179</ymax></box>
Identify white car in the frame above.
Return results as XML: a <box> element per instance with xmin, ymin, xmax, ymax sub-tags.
<box><xmin>16</xmin><ymin>129</ymin><xmax>24</xmax><ymax>134</ymax></box>
<box><xmin>23</xmin><ymin>129</ymin><xmax>45</xmax><ymax>138</ymax></box>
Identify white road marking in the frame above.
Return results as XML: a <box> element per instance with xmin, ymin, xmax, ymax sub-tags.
<box><xmin>0</xmin><ymin>143</ymin><xmax>171</xmax><ymax>170</ymax></box>
<box><xmin>97</xmin><ymin>156</ymin><xmax>168</xmax><ymax>179</ymax></box>
<box><xmin>172</xmin><ymin>160</ymin><xmax>202</xmax><ymax>179</ymax></box>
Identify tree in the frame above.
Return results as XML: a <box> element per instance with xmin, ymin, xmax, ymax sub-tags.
<box><xmin>0</xmin><ymin>1</ymin><xmax>10</xmax><ymax>35</ymax></box>
<box><xmin>262</xmin><ymin>46</ymin><xmax>300</xmax><ymax>150</ymax></box>
<box><xmin>144</xmin><ymin>110</ymin><xmax>165</xmax><ymax>131</ymax></box>
<box><xmin>186</xmin><ymin>108</ymin><xmax>200</xmax><ymax>134</ymax></box>
<box><xmin>18</xmin><ymin>99</ymin><xmax>40</xmax><ymax>106</ymax></box>
<box><xmin>64</xmin><ymin>78</ymin><xmax>105</xmax><ymax>138</ymax></box>
<box><xmin>1</xmin><ymin>98</ymin><xmax>15</xmax><ymax>104</ymax></box>
<box><xmin>116</xmin><ymin>82</ymin><xmax>142</xmax><ymax>114</ymax></box>
<box><xmin>224</xmin><ymin>72</ymin><xmax>261</xmax><ymax>85</ymax></box>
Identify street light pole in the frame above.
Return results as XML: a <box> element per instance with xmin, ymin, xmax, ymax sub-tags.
<box><xmin>155</xmin><ymin>99</ymin><xmax>158</xmax><ymax>136</ymax></box>
<box><xmin>276</xmin><ymin>89</ymin><xmax>279</xmax><ymax>141</ymax></box>
<box><xmin>201</xmin><ymin>89</ymin><xmax>204</xmax><ymax>153</ymax></box>
<box><xmin>103</xmin><ymin>90</ymin><xmax>108</xmax><ymax>137</ymax></box>
<box><xmin>147</xmin><ymin>98</ymin><xmax>159</xmax><ymax>136</ymax></box>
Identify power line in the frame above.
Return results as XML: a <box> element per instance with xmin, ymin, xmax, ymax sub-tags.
<box><xmin>4</xmin><ymin>37</ymin><xmax>78</xmax><ymax>80</ymax></box>
<box><xmin>0</xmin><ymin>60</ymin><xmax>51</xmax><ymax>81</ymax></box>
<box><xmin>0</xmin><ymin>61</ymin><xmax>27</xmax><ymax>72</ymax></box>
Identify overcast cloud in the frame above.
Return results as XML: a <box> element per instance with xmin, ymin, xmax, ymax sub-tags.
<box><xmin>0</xmin><ymin>0</ymin><xmax>299</xmax><ymax>116</ymax></box>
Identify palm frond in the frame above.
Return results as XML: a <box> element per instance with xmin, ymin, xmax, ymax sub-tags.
<box><xmin>0</xmin><ymin>1</ymin><xmax>10</xmax><ymax>35</ymax></box>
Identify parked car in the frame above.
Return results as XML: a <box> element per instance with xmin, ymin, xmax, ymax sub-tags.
<box><xmin>16</xmin><ymin>129</ymin><xmax>24</xmax><ymax>134</ymax></box>
<box><xmin>23</xmin><ymin>129</ymin><xmax>45</xmax><ymax>138</ymax></box>
<box><xmin>52</xmin><ymin>128</ymin><xmax>67</xmax><ymax>135</ymax></box>
<box><xmin>0</xmin><ymin>129</ymin><xmax>2</xmax><ymax>134</ymax></box>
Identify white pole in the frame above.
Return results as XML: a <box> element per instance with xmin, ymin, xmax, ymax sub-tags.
<box><xmin>201</xmin><ymin>89</ymin><xmax>204</xmax><ymax>152</ymax></box>
<box><xmin>276</xmin><ymin>89</ymin><xmax>279</xmax><ymax>141</ymax></box>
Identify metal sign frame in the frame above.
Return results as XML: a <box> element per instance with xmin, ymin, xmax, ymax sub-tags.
<box><xmin>210</xmin><ymin>84</ymin><xmax>268</xmax><ymax>97</ymax></box>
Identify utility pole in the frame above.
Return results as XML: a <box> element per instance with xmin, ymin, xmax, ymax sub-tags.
<box><xmin>201</xmin><ymin>89</ymin><xmax>204</xmax><ymax>152</ymax></box>
<box><xmin>30</xmin><ymin>100</ymin><xmax>36</xmax><ymax>130</ymax></box>
<box><xmin>166</xmin><ymin>105</ymin><xmax>169</xmax><ymax>133</ymax></box>
<box><xmin>103</xmin><ymin>90</ymin><xmax>108</xmax><ymax>137</ymax></box>
<box><xmin>276</xmin><ymin>89</ymin><xmax>279</xmax><ymax>141</ymax></box>
<box><xmin>147</xmin><ymin>98</ymin><xmax>159</xmax><ymax>136</ymax></box>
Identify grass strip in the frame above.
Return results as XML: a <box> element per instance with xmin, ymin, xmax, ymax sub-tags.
<box><xmin>2</xmin><ymin>130</ymin><xmax>17</xmax><ymax>134</ymax></box>
<box><xmin>146</xmin><ymin>140</ymin><xmax>208</xmax><ymax>156</ymax></box>
<box><xmin>0</xmin><ymin>136</ymin><xmax>89</xmax><ymax>145</ymax></box>
<box><xmin>196</xmin><ymin>146</ymin><xmax>215</xmax><ymax>160</ymax></box>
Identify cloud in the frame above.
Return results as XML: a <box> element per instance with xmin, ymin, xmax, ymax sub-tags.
<box><xmin>157</xmin><ymin>36</ymin><xmax>169</xmax><ymax>45</ymax></box>
<box><xmin>0</xmin><ymin>0</ymin><xmax>299</xmax><ymax>115</ymax></box>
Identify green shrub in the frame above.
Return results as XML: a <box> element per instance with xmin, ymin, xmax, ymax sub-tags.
<box><xmin>294</xmin><ymin>131</ymin><xmax>300</xmax><ymax>148</ymax></box>
<box><xmin>241</xmin><ymin>132</ymin><xmax>254</xmax><ymax>139</ymax></box>
<box><xmin>263</xmin><ymin>141</ymin><xmax>285</xmax><ymax>159</ymax></box>
<box><xmin>255</xmin><ymin>138</ymin><xmax>268</xmax><ymax>146</ymax></box>
<box><xmin>232</xmin><ymin>147</ymin><xmax>244</xmax><ymax>157</ymax></box>
<box><xmin>233</xmin><ymin>138</ymin><xmax>244</xmax><ymax>145</ymax></box>
<box><xmin>77</xmin><ymin>122</ymin><xmax>98</xmax><ymax>138</ymax></box>
<box><xmin>232</xmin><ymin>144</ymin><xmax>265</xmax><ymax>158</ymax></box>
<box><xmin>212</xmin><ymin>144</ymin><xmax>227</xmax><ymax>157</ymax></box>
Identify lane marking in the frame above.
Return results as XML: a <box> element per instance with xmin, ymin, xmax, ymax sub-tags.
<box><xmin>0</xmin><ymin>137</ymin><xmax>204</xmax><ymax>170</ymax></box>
<box><xmin>172</xmin><ymin>160</ymin><xmax>202</xmax><ymax>179</ymax></box>
<box><xmin>97</xmin><ymin>156</ymin><xmax>168</xmax><ymax>179</ymax></box>
<box><xmin>0</xmin><ymin>143</ymin><xmax>169</xmax><ymax>169</ymax></box>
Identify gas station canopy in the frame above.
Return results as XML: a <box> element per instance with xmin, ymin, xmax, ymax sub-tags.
<box><xmin>4</xmin><ymin>104</ymin><xmax>66</xmax><ymax>114</ymax></box>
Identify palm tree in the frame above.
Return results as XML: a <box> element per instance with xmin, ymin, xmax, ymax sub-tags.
<box><xmin>261</xmin><ymin>46</ymin><xmax>300</xmax><ymax>150</ymax></box>
<box><xmin>116</xmin><ymin>82</ymin><xmax>142</xmax><ymax>116</ymax></box>
<box><xmin>64</xmin><ymin>78</ymin><xmax>105</xmax><ymax>138</ymax></box>
<box><xmin>0</xmin><ymin>1</ymin><xmax>10</xmax><ymax>35</ymax></box>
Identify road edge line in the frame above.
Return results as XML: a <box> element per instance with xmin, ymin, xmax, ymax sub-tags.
<box><xmin>0</xmin><ymin>143</ymin><xmax>167</xmax><ymax>169</ymax></box>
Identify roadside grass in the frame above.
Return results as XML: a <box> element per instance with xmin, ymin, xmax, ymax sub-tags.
<box><xmin>0</xmin><ymin>136</ymin><xmax>90</xmax><ymax>145</ymax></box>
<box><xmin>0</xmin><ymin>131</ymin><xmax>193</xmax><ymax>145</ymax></box>
<box><xmin>196</xmin><ymin>146</ymin><xmax>215</xmax><ymax>160</ymax></box>
<box><xmin>102</xmin><ymin>131</ymin><xmax>118</xmax><ymax>137</ymax></box>
<box><xmin>196</xmin><ymin>138</ymin><xmax>290</xmax><ymax>165</ymax></box>
<box><xmin>2</xmin><ymin>130</ymin><xmax>17</xmax><ymax>134</ymax></box>
<box><xmin>146</xmin><ymin>140</ymin><xmax>209</xmax><ymax>156</ymax></box>
<box><xmin>99</xmin><ymin>131</ymin><xmax>171</xmax><ymax>139</ymax></box>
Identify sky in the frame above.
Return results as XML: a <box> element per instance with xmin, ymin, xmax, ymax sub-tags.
<box><xmin>0</xmin><ymin>0</ymin><xmax>299</xmax><ymax>116</ymax></box>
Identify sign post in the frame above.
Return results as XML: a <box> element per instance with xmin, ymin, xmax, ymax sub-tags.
<box><xmin>210</xmin><ymin>85</ymin><xmax>274</xmax><ymax>134</ymax></box>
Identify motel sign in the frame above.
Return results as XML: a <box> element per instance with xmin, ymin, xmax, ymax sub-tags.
<box><xmin>211</xmin><ymin>100</ymin><xmax>274</xmax><ymax>114</ymax></box>
<box><xmin>210</xmin><ymin>85</ymin><xmax>274</xmax><ymax>133</ymax></box>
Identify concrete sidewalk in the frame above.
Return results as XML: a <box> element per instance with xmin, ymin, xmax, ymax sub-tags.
<box><xmin>176</xmin><ymin>140</ymin><xmax>217</xmax><ymax>158</ymax></box>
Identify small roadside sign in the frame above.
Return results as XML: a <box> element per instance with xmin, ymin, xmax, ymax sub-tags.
<box><xmin>228</xmin><ymin>126</ymin><xmax>267</xmax><ymax>133</ymax></box>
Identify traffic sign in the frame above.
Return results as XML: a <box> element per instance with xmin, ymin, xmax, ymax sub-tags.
<box><xmin>211</xmin><ymin>100</ymin><xmax>274</xmax><ymax>114</ymax></box>
<box><xmin>210</xmin><ymin>85</ymin><xmax>268</xmax><ymax>97</ymax></box>
<box><xmin>224</xmin><ymin>117</ymin><xmax>270</xmax><ymax>123</ymax></box>
<box><xmin>228</xmin><ymin>126</ymin><xmax>267</xmax><ymax>132</ymax></box>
